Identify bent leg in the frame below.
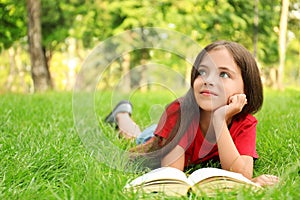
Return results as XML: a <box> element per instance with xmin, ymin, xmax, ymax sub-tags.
<box><xmin>116</xmin><ymin>112</ymin><xmax>141</xmax><ymax>139</ymax></box>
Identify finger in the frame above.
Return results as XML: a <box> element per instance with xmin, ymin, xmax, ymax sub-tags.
<box><xmin>237</xmin><ymin>94</ymin><xmax>247</xmax><ymax>105</ymax></box>
<box><xmin>260</xmin><ymin>175</ymin><xmax>279</xmax><ymax>186</ymax></box>
<box><xmin>238</xmin><ymin>94</ymin><xmax>246</xmax><ymax>101</ymax></box>
<box><xmin>228</xmin><ymin>95</ymin><xmax>235</xmax><ymax>103</ymax></box>
<box><xmin>229</xmin><ymin>94</ymin><xmax>245</xmax><ymax>103</ymax></box>
<box><xmin>266</xmin><ymin>175</ymin><xmax>279</xmax><ymax>182</ymax></box>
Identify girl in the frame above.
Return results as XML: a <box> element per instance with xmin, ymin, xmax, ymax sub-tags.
<box><xmin>105</xmin><ymin>40</ymin><xmax>278</xmax><ymax>186</ymax></box>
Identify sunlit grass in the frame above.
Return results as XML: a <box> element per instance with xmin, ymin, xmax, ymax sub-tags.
<box><xmin>0</xmin><ymin>88</ymin><xmax>299</xmax><ymax>199</ymax></box>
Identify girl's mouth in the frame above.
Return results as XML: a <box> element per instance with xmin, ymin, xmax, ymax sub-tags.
<box><xmin>200</xmin><ymin>90</ymin><xmax>217</xmax><ymax>96</ymax></box>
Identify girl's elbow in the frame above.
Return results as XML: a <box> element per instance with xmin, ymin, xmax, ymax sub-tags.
<box><xmin>242</xmin><ymin>170</ymin><xmax>253</xmax><ymax>179</ymax></box>
<box><xmin>234</xmin><ymin>167</ymin><xmax>253</xmax><ymax>179</ymax></box>
<box><xmin>223</xmin><ymin>165</ymin><xmax>253</xmax><ymax>179</ymax></box>
<box><xmin>228</xmin><ymin>156</ymin><xmax>254</xmax><ymax>179</ymax></box>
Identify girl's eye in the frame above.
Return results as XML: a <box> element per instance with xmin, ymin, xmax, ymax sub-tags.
<box><xmin>220</xmin><ymin>72</ymin><xmax>230</xmax><ymax>78</ymax></box>
<box><xmin>198</xmin><ymin>69</ymin><xmax>207</xmax><ymax>76</ymax></box>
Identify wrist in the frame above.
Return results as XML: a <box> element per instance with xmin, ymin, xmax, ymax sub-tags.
<box><xmin>213</xmin><ymin>119</ymin><xmax>227</xmax><ymax>138</ymax></box>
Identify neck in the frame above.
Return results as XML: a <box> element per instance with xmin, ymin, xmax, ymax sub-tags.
<box><xmin>199</xmin><ymin>109</ymin><xmax>213</xmax><ymax>135</ymax></box>
<box><xmin>200</xmin><ymin>109</ymin><xmax>233</xmax><ymax>134</ymax></box>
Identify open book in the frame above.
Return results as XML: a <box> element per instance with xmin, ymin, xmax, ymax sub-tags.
<box><xmin>124</xmin><ymin>167</ymin><xmax>261</xmax><ymax>197</ymax></box>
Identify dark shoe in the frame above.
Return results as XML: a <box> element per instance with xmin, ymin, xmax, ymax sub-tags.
<box><xmin>105</xmin><ymin>100</ymin><xmax>133</xmax><ymax>124</ymax></box>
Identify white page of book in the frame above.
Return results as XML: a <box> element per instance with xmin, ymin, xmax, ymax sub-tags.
<box><xmin>187</xmin><ymin>168</ymin><xmax>257</xmax><ymax>186</ymax></box>
<box><xmin>126</xmin><ymin>167</ymin><xmax>188</xmax><ymax>187</ymax></box>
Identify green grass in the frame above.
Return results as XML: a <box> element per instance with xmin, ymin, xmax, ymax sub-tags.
<box><xmin>0</xmin><ymin>88</ymin><xmax>299</xmax><ymax>199</ymax></box>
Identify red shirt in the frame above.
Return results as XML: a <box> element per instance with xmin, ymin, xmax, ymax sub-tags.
<box><xmin>154</xmin><ymin>100</ymin><xmax>259</xmax><ymax>167</ymax></box>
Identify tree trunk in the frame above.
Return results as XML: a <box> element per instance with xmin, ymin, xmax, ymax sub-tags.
<box><xmin>139</xmin><ymin>59</ymin><xmax>148</xmax><ymax>93</ymax></box>
<box><xmin>278</xmin><ymin>0</ymin><xmax>289</xmax><ymax>91</ymax></box>
<box><xmin>65</xmin><ymin>38</ymin><xmax>77</xmax><ymax>91</ymax></box>
<box><xmin>26</xmin><ymin>0</ymin><xmax>52</xmax><ymax>92</ymax></box>
<box><xmin>5</xmin><ymin>47</ymin><xmax>17</xmax><ymax>91</ymax></box>
<box><xmin>139</xmin><ymin>27</ymin><xmax>148</xmax><ymax>93</ymax></box>
<box><xmin>253</xmin><ymin>0</ymin><xmax>259</xmax><ymax>59</ymax></box>
<box><xmin>121</xmin><ymin>53</ymin><xmax>131</xmax><ymax>93</ymax></box>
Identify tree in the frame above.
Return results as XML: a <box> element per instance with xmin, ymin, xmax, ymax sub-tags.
<box><xmin>1</xmin><ymin>0</ymin><xmax>298</xmax><ymax>92</ymax></box>
<box><xmin>285</xmin><ymin>0</ymin><xmax>300</xmax><ymax>84</ymax></box>
<box><xmin>278</xmin><ymin>0</ymin><xmax>290</xmax><ymax>90</ymax></box>
<box><xmin>27</xmin><ymin>0</ymin><xmax>52</xmax><ymax>92</ymax></box>
<box><xmin>253</xmin><ymin>0</ymin><xmax>259</xmax><ymax>58</ymax></box>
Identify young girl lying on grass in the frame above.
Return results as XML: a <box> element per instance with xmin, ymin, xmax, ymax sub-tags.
<box><xmin>105</xmin><ymin>40</ymin><xmax>278</xmax><ymax>186</ymax></box>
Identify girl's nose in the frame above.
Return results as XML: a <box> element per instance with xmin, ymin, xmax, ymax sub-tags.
<box><xmin>203</xmin><ymin>75</ymin><xmax>216</xmax><ymax>86</ymax></box>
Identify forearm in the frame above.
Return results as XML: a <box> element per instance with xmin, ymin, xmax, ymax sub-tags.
<box><xmin>215</xmin><ymin>121</ymin><xmax>253</xmax><ymax>179</ymax></box>
<box><xmin>161</xmin><ymin>145</ymin><xmax>185</xmax><ymax>171</ymax></box>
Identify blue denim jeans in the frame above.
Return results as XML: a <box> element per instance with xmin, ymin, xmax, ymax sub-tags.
<box><xmin>136</xmin><ymin>124</ymin><xmax>157</xmax><ymax>144</ymax></box>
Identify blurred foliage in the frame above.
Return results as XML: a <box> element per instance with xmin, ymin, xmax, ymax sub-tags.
<box><xmin>0</xmin><ymin>0</ymin><xmax>26</xmax><ymax>50</ymax></box>
<box><xmin>0</xmin><ymin>0</ymin><xmax>299</xmax><ymax>93</ymax></box>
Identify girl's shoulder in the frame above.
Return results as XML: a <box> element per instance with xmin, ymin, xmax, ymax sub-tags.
<box><xmin>243</xmin><ymin>114</ymin><xmax>257</xmax><ymax>123</ymax></box>
<box><xmin>165</xmin><ymin>98</ymin><xmax>183</xmax><ymax>112</ymax></box>
<box><xmin>232</xmin><ymin>114</ymin><xmax>257</xmax><ymax>127</ymax></box>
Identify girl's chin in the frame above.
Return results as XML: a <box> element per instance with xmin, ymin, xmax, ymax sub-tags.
<box><xmin>199</xmin><ymin>104</ymin><xmax>226</xmax><ymax>112</ymax></box>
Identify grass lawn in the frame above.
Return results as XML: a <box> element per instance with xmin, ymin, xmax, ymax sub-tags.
<box><xmin>0</xmin><ymin>88</ymin><xmax>299</xmax><ymax>199</ymax></box>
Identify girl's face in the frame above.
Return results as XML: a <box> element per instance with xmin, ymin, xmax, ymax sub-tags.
<box><xmin>193</xmin><ymin>47</ymin><xmax>244</xmax><ymax>111</ymax></box>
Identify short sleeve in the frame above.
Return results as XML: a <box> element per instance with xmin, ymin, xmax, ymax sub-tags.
<box><xmin>231</xmin><ymin>115</ymin><xmax>259</xmax><ymax>158</ymax></box>
<box><xmin>154</xmin><ymin>100</ymin><xmax>180</xmax><ymax>139</ymax></box>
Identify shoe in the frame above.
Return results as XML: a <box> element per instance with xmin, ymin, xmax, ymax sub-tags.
<box><xmin>104</xmin><ymin>100</ymin><xmax>133</xmax><ymax>124</ymax></box>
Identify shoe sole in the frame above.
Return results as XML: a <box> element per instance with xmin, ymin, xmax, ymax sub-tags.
<box><xmin>104</xmin><ymin>100</ymin><xmax>132</xmax><ymax>123</ymax></box>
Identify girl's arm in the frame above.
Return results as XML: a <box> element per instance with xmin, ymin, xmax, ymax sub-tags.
<box><xmin>214</xmin><ymin>119</ymin><xmax>254</xmax><ymax>178</ymax></box>
<box><xmin>214</xmin><ymin>94</ymin><xmax>279</xmax><ymax>185</ymax></box>
<box><xmin>213</xmin><ymin>94</ymin><xmax>254</xmax><ymax>179</ymax></box>
<box><xmin>161</xmin><ymin>145</ymin><xmax>185</xmax><ymax>171</ymax></box>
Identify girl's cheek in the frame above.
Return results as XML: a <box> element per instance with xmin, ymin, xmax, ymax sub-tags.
<box><xmin>193</xmin><ymin>77</ymin><xmax>203</xmax><ymax>88</ymax></box>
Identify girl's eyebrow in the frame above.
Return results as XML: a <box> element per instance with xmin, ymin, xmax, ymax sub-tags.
<box><xmin>198</xmin><ymin>65</ymin><xmax>238</xmax><ymax>74</ymax></box>
<box><xmin>218</xmin><ymin>66</ymin><xmax>238</xmax><ymax>74</ymax></box>
<box><xmin>198</xmin><ymin>65</ymin><xmax>209</xmax><ymax>69</ymax></box>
